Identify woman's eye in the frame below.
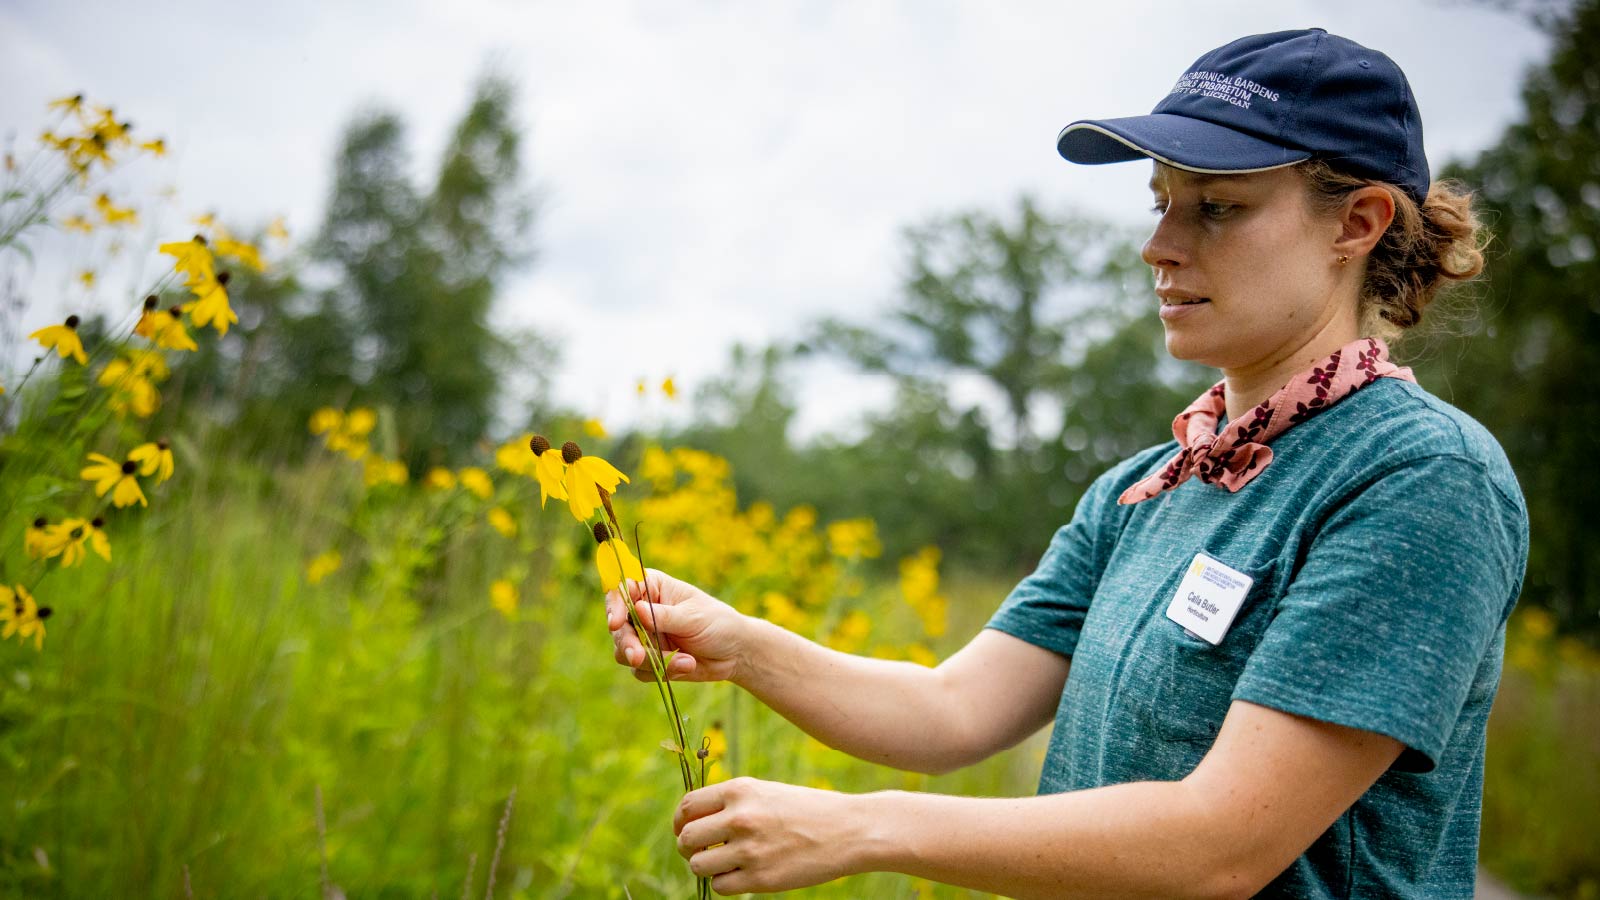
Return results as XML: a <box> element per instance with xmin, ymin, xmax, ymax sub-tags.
<box><xmin>1148</xmin><ymin>202</ymin><xmax>1168</xmax><ymax>216</ymax></box>
<box><xmin>1199</xmin><ymin>201</ymin><xmax>1235</xmax><ymax>219</ymax></box>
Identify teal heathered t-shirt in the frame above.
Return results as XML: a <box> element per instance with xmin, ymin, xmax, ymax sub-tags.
<box><xmin>985</xmin><ymin>377</ymin><xmax>1528</xmax><ymax>899</ymax></box>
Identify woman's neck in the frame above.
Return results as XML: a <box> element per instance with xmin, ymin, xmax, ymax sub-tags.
<box><xmin>1222</xmin><ymin>319</ymin><xmax>1361</xmax><ymax>421</ymax></box>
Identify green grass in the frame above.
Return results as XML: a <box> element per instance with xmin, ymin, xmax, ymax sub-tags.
<box><xmin>0</xmin><ymin>457</ymin><xmax>1038</xmax><ymax>898</ymax></box>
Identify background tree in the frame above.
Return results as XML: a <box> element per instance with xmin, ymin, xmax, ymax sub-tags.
<box><xmin>1426</xmin><ymin>0</ymin><xmax>1600</xmax><ymax>636</ymax></box>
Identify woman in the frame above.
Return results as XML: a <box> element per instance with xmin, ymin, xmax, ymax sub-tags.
<box><xmin>606</xmin><ymin>28</ymin><xmax>1527</xmax><ymax>898</ymax></box>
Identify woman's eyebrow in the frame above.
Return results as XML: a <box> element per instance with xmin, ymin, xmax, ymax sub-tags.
<box><xmin>1148</xmin><ymin>172</ymin><xmax>1252</xmax><ymax>192</ymax></box>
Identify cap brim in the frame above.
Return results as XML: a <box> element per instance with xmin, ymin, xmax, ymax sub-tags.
<box><xmin>1057</xmin><ymin>114</ymin><xmax>1310</xmax><ymax>175</ymax></box>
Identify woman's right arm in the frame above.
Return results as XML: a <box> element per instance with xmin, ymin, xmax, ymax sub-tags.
<box><xmin>607</xmin><ymin>571</ymin><xmax>1071</xmax><ymax>775</ymax></box>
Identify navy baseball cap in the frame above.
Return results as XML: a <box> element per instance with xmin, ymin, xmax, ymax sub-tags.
<box><xmin>1057</xmin><ymin>29</ymin><xmax>1430</xmax><ymax>205</ymax></box>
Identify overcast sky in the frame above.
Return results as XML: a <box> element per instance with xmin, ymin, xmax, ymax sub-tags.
<box><xmin>1</xmin><ymin>0</ymin><xmax>1553</xmax><ymax>440</ymax></box>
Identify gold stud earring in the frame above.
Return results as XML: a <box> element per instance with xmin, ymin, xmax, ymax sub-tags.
<box><xmin>1338</xmin><ymin>254</ymin><xmax>1351</xmax><ymax>265</ymax></box>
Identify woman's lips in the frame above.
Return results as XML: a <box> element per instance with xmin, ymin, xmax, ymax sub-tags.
<box><xmin>1158</xmin><ymin>298</ymin><xmax>1210</xmax><ymax>320</ymax></box>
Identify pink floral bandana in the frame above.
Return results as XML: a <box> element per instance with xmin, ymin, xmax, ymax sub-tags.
<box><xmin>1118</xmin><ymin>337</ymin><xmax>1416</xmax><ymax>505</ymax></box>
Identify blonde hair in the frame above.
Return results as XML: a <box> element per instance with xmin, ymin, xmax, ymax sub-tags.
<box><xmin>1298</xmin><ymin>160</ymin><xmax>1488</xmax><ymax>342</ymax></box>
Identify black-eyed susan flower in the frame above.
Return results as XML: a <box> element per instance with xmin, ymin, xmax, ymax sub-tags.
<box><xmin>0</xmin><ymin>585</ymin><xmax>50</xmax><ymax>651</ymax></box>
<box><xmin>189</xmin><ymin>272</ymin><xmax>237</xmax><ymax>336</ymax></box>
<box><xmin>583</xmin><ymin>418</ymin><xmax>607</xmax><ymax>439</ymax></box>
<box><xmin>494</xmin><ymin>434</ymin><xmax>537</xmax><ymax>477</ymax></box>
<box><xmin>490</xmin><ymin>579</ymin><xmax>519</xmax><ymax>620</ymax></box>
<box><xmin>459</xmin><ymin>467</ymin><xmax>493</xmax><ymax>500</ymax></box>
<box><xmin>306</xmin><ymin>550</ymin><xmax>341</xmax><ymax>584</ymax></box>
<box><xmin>94</xmin><ymin>193</ymin><xmax>137</xmax><ymax>226</ymax></box>
<box><xmin>592</xmin><ymin>522</ymin><xmax>644</xmax><ymax>592</ymax></box>
<box><xmin>214</xmin><ymin>238</ymin><xmax>265</xmax><ymax>273</ymax></box>
<box><xmin>25</xmin><ymin>518</ymin><xmax>63</xmax><ymax>560</ymax></box>
<box><xmin>48</xmin><ymin>93</ymin><xmax>85</xmax><ymax>114</ymax></box>
<box><xmin>135</xmin><ymin>303</ymin><xmax>198</xmax><ymax>352</ymax></box>
<box><xmin>561</xmin><ymin>441</ymin><xmax>628</xmax><ymax>521</ymax></box>
<box><xmin>48</xmin><ymin>517</ymin><xmax>110</xmax><ymax>567</ymax></box>
<box><xmin>102</xmin><ymin>364</ymin><xmax>160</xmax><ymax>418</ymax></box>
<box><xmin>528</xmin><ymin>435</ymin><xmax>567</xmax><ymax>508</ymax></box>
<box><xmin>308</xmin><ymin>407</ymin><xmax>344</xmax><ymax>436</ymax></box>
<box><xmin>363</xmin><ymin>457</ymin><xmax>408</xmax><ymax>487</ymax></box>
<box><xmin>487</xmin><ymin>507</ymin><xmax>517</xmax><ymax>538</ymax></box>
<box><xmin>129</xmin><ymin>439</ymin><xmax>174</xmax><ymax>484</ymax></box>
<box><xmin>326</xmin><ymin>408</ymin><xmax>376</xmax><ymax>460</ymax></box>
<box><xmin>158</xmin><ymin>235</ymin><xmax>215</xmax><ymax>288</ymax></box>
<box><xmin>29</xmin><ymin>315</ymin><xmax>87</xmax><ymax>365</ymax></box>
<box><xmin>424</xmin><ymin>467</ymin><xmax>457</xmax><ymax>490</ymax></box>
<box><xmin>81</xmin><ymin>453</ymin><xmax>147</xmax><ymax>508</ymax></box>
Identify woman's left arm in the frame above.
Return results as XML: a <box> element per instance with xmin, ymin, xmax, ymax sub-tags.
<box><xmin>674</xmin><ymin>699</ymin><xmax>1402</xmax><ymax>899</ymax></box>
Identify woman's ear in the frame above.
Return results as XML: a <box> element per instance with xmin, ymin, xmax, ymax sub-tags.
<box><xmin>1333</xmin><ymin>186</ymin><xmax>1396</xmax><ymax>260</ymax></box>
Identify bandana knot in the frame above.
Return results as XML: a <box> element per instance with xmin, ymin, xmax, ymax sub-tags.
<box><xmin>1118</xmin><ymin>337</ymin><xmax>1414</xmax><ymax>505</ymax></box>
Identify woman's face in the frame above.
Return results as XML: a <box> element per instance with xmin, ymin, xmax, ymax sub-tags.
<box><xmin>1142</xmin><ymin>163</ymin><xmax>1355</xmax><ymax>373</ymax></box>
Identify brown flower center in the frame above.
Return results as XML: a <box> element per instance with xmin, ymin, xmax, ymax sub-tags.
<box><xmin>529</xmin><ymin>434</ymin><xmax>550</xmax><ymax>455</ymax></box>
<box><xmin>120</xmin><ymin>460</ymin><xmax>138</xmax><ymax>475</ymax></box>
<box><xmin>561</xmin><ymin>441</ymin><xmax>583</xmax><ymax>464</ymax></box>
<box><xmin>65</xmin><ymin>315</ymin><xmax>80</xmax><ymax>329</ymax></box>
<box><xmin>592</xmin><ymin>522</ymin><xmax>610</xmax><ymax>544</ymax></box>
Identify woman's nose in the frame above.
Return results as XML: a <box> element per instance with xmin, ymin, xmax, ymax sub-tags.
<box><xmin>1141</xmin><ymin>213</ymin><xmax>1188</xmax><ymax>270</ymax></box>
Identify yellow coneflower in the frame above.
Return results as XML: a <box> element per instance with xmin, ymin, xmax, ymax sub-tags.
<box><xmin>592</xmin><ymin>522</ymin><xmax>645</xmax><ymax>592</ymax></box>
<box><xmin>129</xmin><ymin>439</ymin><xmax>175</xmax><ymax>484</ymax></box>
<box><xmin>189</xmin><ymin>272</ymin><xmax>237</xmax><ymax>336</ymax></box>
<box><xmin>80</xmin><ymin>452</ymin><xmax>147</xmax><ymax>508</ymax></box>
<box><xmin>490</xmin><ymin>579</ymin><xmax>519</xmax><ymax>620</ymax></box>
<box><xmin>29</xmin><ymin>315</ymin><xmax>88</xmax><ymax>365</ymax></box>
<box><xmin>458</xmin><ymin>467</ymin><xmax>493</xmax><ymax>500</ymax></box>
<box><xmin>0</xmin><ymin>585</ymin><xmax>50</xmax><ymax>651</ymax></box>
<box><xmin>306</xmin><ymin>550</ymin><xmax>342</xmax><ymax>585</ymax></box>
<box><xmin>214</xmin><ymin>238</ymin><xmax>265</xmax><ymax>273</ymax></box>
<box><xmin>661</xmin><ymin>376</ymin><xmax>678</xmax><ymax>400</ymax></box>
<box><xmin>135</xmin><ymin>301</ymin><xmax>199</xmax><ymax>352</ymax></box>
<box><xmin>25</xmin><ymin>518</ymin><xmax>63</xmax><ymax>560</ymax></box>
<box><xmin>308</xmin><ymin>407</ymin><xmax>344</xmax><ymax>436</ymax></box>
<box><xmin>94</xmin><ymin>193</ymin><xmax>138</xmax><ymax>226</ymax></box>
<box><xmin>487</xmin><ymin>507</ymin><xmax>518</xmax><ymax>538</ymax></box>
<box><xmin>424</xmin><ymin>467</ymin><xmax>457</xmax><ymax>490</ymax></box>
<box><xmin>363</xmin><ymin>457</ymin><xmax>408</xmax><ymax>487</ymax></box>
<box><xmin>61</xmin><ymin>215</ymin><xmax>94</xmax><ymax>233</ymax></box>
<box><xmin>140</xmin><ymin>138</ymin><xmax>166</xmax><ymax>157</ymax></box>
<box><xmin>47</xmin><ymin>93</ymin><xmax>84</xmax><ymax>114</ymax></box>
<box><xmin>583</xmin><ymin>418</ymin><xmax>608</xmax><ymax>438</ymax></box>
<box><xmin>527</xmin><ymin>435</ymin><xmax>567</xmax><ymax>507</ymax></box>
<box><xmin>49</xmin><ymin>517</ymin><xmax>111</xmax><ymax>566</ymax></box>
<box><xmin>560</xmin><ymin>441</ymin><xmax>629</xmax><ymax>521</ymax></box>
<box><xmin>494</xmin><ymin>434</ymin><xmax>537</xmax><ymax>477</ymax></box>
<box><xmin>157</xmin><ymin>235</ymin><xmax>215</xmax><ymax>288</ymax></box>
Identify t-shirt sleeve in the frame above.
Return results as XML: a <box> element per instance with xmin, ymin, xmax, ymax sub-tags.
<box><xmin>1233</xmin><ymin>454</ymin><xmax>1528</xmax><ymax>772</ymax></box>
<box><xmin>984</xmin><ymin>460</ymin><xmax>1133</xmax><ymax>658</ymax></box>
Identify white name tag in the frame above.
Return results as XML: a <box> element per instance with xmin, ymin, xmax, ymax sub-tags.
<box><xmin>1165</xmin><ymin>552</ymin><xmax>1253</xmax><ymax>646</ymax></box>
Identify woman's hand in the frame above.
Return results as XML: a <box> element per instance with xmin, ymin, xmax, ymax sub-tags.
<box><xmin>605</xmin><ymin>569</ymin><xmax>750</xmax><ymax>683</ymax></box>
<box><xmin>674</xmin><ymin>776</ymin><xmax>878</xmax><ymax>894</ymax></box>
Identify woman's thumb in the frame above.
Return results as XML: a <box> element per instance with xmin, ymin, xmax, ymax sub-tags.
<box><xmin>633</xmin><ymin>600</ymin><xmax>682</xmax><ymax>634</ymax></box>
